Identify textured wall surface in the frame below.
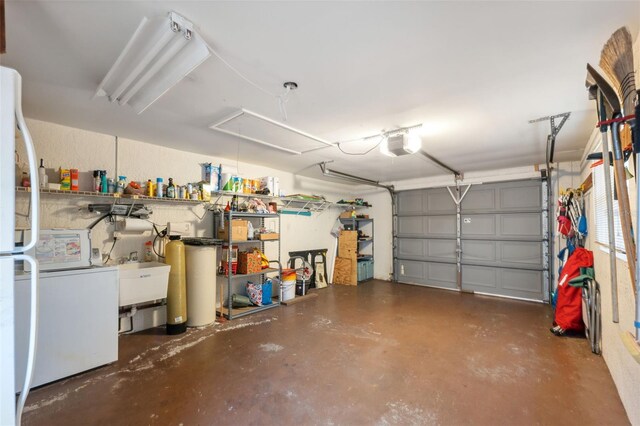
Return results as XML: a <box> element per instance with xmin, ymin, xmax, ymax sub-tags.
<box><xmin>578</xmin><ymin>30</ymin><xmax>640</xmax><ymax>423</ymax></box>
<box><xmin>15</xmin><ymin>118</ymin><xmax>354</xmax><ymax>263</ymax></box>
<box><xmin>14</xmin><ymin>118</ymin><xmax>355</xmax><ymax>330</ymax></box>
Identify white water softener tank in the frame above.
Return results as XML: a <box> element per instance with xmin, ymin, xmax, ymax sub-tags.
<box><xmin>185</xmin><ymin>244</ymin><xmax>217</xmax><ymax>327</ymax></box>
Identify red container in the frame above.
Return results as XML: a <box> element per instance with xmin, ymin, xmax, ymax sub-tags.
<box><xmin>70</xmin><ymin>168</ymin><xmax>79</xmax><ymax>191</ymax></box>
<box><xmin>222</xmin><ymin>261</ymin><xmax>238</xmax><ymax>276</ymax></box>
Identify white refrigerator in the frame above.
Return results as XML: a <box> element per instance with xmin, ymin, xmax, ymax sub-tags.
<box><xmin>0</xmin><ymin>66</ymin><xmax>41</xmax><ymax>426</ymax></box>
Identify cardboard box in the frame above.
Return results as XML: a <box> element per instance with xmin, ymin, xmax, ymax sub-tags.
<box><xmin>340</xmin><ymin>211</ymin><xmax>354</xmax><ymax>219</ymax></box>
<box><xmin>257</xmin><ymin>233</ymin><xmax>279</xmax><ymax>241</ymax></box>
<box><xmin>218</xmin><ymin>219</ymin><xmax>248</xmax><ymax>241</ymax></box>
<box><xmin>238</xmin><ymin>250</ymin><xmax>261</xmax><ymax>274</ymax></box>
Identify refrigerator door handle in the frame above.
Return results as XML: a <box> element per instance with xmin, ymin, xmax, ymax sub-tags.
<box><xmin>13</xmin><ymin>255</ymin><xmax>39</xmax><ymax>425</ymax></box>
<box><xmin>13</xmin><ymin>71</ymin><xmax>39</xmax><ymax>253</ymax></box>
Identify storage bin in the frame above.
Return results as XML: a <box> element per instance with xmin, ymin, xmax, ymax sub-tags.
<box><xmin>357</xmin><ymin>259</ymin><xmax>374</xmax><ymax>282</ymax></box>
<box><xmin>217</xmin><ymin>219</ymin><xmax>248</xmax><ymax>241</ymax></box>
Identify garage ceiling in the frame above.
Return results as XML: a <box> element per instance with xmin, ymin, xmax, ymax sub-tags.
<box><xmin>3</xmin><ymin>1</ymin><xmax>638</xmax><ymax>183</ymax></box>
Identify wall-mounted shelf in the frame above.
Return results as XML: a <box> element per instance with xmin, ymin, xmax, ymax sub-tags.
<box><xmin>18</xmin><ymin>186</ymin><xmax>341</xmax><ymax>214</ymax></box>
<box><xmin>16</xmin><ymin>186</ymin><xmax>205</xmax><ymax>205</ymax></box>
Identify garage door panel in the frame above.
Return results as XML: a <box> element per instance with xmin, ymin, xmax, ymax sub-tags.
<box><xmin>398</xmin><ymin>239</ymin><xmax>424</xmax><ymax>258</ymax></box>
<box><xmin>462</xmin><ymin>214</ymin><xmax>541</xmax><ymax>240</ymax></box>
<box><xmin>398</xmin><ymin>216</ymin><xmax>423</xmax><ymax>236</ymax></box>
<box><xmin>400</xmin><ymin>260</ymin><xmax>425</xmax><ymax>281</ymax></box>
<box><xmin>426</xmin><ymin>263</ymin><xmax>457</xmax><ymax>288</ymax></box>
<box><xmin>462</xmin><ymin>188</ymin><xmax>497</xmax><ymax>211</ymax></box>
<box><xmin>398</xmin><ymin>216</ymin><xmax>456</xmax><ymax>238</ymax></box>
<box><xmin>500</xmin><ymin>214</ymin><xmax>541</xmax><ymax>238</ymax></box>
<box><xmin>397</xmin><ymin>190</ymin><xmax>423</xmax><ymax>214</ymax></box>
<box><xmin>395</xmin><ymin>260</ymin><xmax>457</xmax><ymax>289</ymax></box>
<box><xmin>500</xmin><ymin>241</ymin><xmax>542</xmax><ymax>266</ymax></box>
<box><xmin>500</xmin><ymin>185</ymin><xmax>541</xmax><ymax>210</ymax></box>
<box><xmin>397</xmin><ymin>239</ymin><xmax>455</xmax><ymax>262</ymax></box>
<box><xmin>461</xmin><ymin>215</ymin><xmax>495</xmax><ymax>236</ymax></box>
<box><xmin>462</xmin><ymin>265</ymin><xmax>543</xmax><ymax>300</ymax></box>
<box><xmin>395</xmin><ymin>180</ymin><xmax>545</xmax><ymax>301</ymax></box>
<box><xmin>427</xmin><ymin>240</ymin><xmax>456</xmax><ymax>260</ymax></box>
<box><xmin>462</xmin><ymin>240</ymin><xmax>496</xmax><ymax>263</ymax></box>
<box><xmin>424</xmin><ymin>189</ymin><xmax>456</xmax><ymax>214</ymax></box>
<box><xmin>501</xmin><ymin>269</ymin><xmax>542</xmax><ymax>294</ymax></box>
<box><xmin>427</xmin><ymin>216</ymin><xmax>456</xmax><ymax>236</ymax></box>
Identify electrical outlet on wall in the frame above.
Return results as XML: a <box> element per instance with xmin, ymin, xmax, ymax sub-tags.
<box><xmin>167</xmin><ymin>222</ymin><xmax>192</xmax><ymax>236</ymax></box>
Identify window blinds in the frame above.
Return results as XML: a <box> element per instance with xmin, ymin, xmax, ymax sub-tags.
<box><xmin>593</xmin><ymin>163</ymin><xmax>625</xmax><ymax>252</ymax></box>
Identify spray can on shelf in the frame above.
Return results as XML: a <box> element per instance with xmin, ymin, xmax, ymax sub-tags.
<box><xmin>165</xmin><ymin>235</ymin><xmax>187</xmax><ymax>334</ymax></box>
<box><xmin>94</xmin><ymin>171</ymin><xmax>101</xmax><ymax>192</ymax></box>
<box><xmin>156</xmin><ymin>178</ymin><xmax>163</xmax><ymax>198</ymax></box>
<box><xmin>100</xmin><ymin>171</ymin><xmax>108</xmax><ymax>194</ymax></box>
<box><xmin>146</xmin><ymin>179</ymin><xmax>154</xmax><ymax>197</ymax></box>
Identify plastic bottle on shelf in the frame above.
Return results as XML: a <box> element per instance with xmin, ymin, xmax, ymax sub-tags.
<box><xmin>94</xmin><ymin>171</ymin><xmax>101</xmax><ymax>192</ymax></box>
<box><xmin>144</xmin><ymin>240</ymin><xmax>154</xmax><ymax>262</ymax></box>
<box><xmin>231</xmin><ymin>195</ymin><xmax>238</xmax><ymax>211</ymax></box>
<box><xmin>156</xmin><ymin>178</ymin><xmax>163</xmax><ymax>198</ymax></box>
<box><xmin>107</xmin><ymin>178</ymin><xmax>116</xmax><ymax>194</ymax></box>
<box><xmin>167</xmin><ymin>178</ymin><xmax>176</xmax><ymax>199</ymax></box>
<box><xmin>100</xmin><ymin>171</ymin><xmax>108</xmax><ymax>194</ymax></box>
<box><xmin>225</xmin><ymin>201</ymin><xmax>231</xmax><ymax>212</ymax></box>
<box><xmin>146</xmin><ymin>179</ymin><xmax>154</xmax><ymax>197</ymax></box>
<box><xmin>116</xmin><ymin>176</ymin><xmax>127</xmax><ymax>194</ymax></box>
<box><xmin>38</xmin><ymin>159</ymin><xmax>48</xmax><ymax>189</ymax></box>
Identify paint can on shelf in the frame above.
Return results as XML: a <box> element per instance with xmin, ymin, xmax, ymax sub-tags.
<box><xmin>281</xmin><ymin>269</ymin><xmax>296</xmax><ymax>301</ymax></box>
<box><xmin>242</xmin><ymin>178</ymin><xmax>252</xmax><ymax>194</ymax></box>
<box><xmin>231</xmin><ymin>176</ymin><xmax>243</xmax><ymax>192</ymax></box>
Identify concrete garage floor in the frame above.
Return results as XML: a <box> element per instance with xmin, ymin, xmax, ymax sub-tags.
<box><xmin>23</xmin><ymin>280</ymin><xmax>628</xmax><ymax>425</ymax></box>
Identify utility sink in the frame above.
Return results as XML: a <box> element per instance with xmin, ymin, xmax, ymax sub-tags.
<box><xmin>118</xmin><ymin>262</ymin><xmax>171</xmax><ymax>307</ymax></box>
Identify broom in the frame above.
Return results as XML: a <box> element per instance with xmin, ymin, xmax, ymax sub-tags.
<box><xmin>600</xmin><ymin>27</ymin><xmax>639</xmax><ymax>297</ymax></box>
<box><xmin>600</xmin><ymin>27</ymin><xmax>636</xmax><ymax>117</ymax></box>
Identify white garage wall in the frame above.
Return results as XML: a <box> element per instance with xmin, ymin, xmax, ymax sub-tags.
<box><xmin>575</xmin><ymin>31</ymin><xmax>640</xmax><ymax>424</ymax></box>
<box><xmin>14</xmin><ymin>118</ymin><xmax>354</xmax><ymax>266</ymax></box>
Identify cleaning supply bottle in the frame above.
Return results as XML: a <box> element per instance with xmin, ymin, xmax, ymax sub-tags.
<box><xmin>144</xmin><ymin>240</ymin><xmax>154</xmax><ymax>262</ymax></box>
<box><xmin>225</xmin><ymin>201</ymin><xmax>231</xmax><ymax>212</ymax></box>
<box><xmin>165</xmin><ymin>235</ymin><xmax>187</xmax><ymax>334</ymax></box>
<box><xmin>117</xmin><ymin>176</ymin><xmax>127</xmax><ymax>194</ymax></box>
<box><xmin>146</xmin><ymin>179</ymin><xmax>154</xmax><ymax>197</ymax></box>
<box><xmin>167</xmin><ymin>178</ymin><xmax>175</xmax><ymax>198</ymax></box>
<box><xmin>38</xmin><ymin>159</ymin><xmax>48</xmax><ymax>189</ymax></box>
<box><xmin>156</xmin><ymin>178</ymin><xmax>163</xmax><ymax>198</ymax></box>
<box><xmin>94</xmin><ymin>171</ymin><xmax>101</xmax><ymax>192</ymax></box>
<box><xmin>231</xmin><ymin>195</ymin><xmax>238</xmax><ymax>211</ymax></box>
<box><xmin>100</xmin><ymin>170</ymin><xmax>108</xmax><ymax>193</ymax></box>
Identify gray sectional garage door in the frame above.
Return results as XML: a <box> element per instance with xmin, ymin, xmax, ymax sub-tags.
<box><xmin>395</xmin><ymin>180</ymin><xmax>547</xmax><ymax>301</ymax></box>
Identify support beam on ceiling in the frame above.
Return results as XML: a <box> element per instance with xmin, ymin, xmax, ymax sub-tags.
<box><xmin>418</xmin><ymin>149</ymin><xmax>462</xmax><ymax>180</ymax></box>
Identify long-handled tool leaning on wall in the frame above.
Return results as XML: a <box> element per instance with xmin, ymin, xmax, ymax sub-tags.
<box><xmin>586</xmin><ymin>64</ymin><xmax>621</xmax><ymax>323</ymax></box>
<box><xmin>599</xmin><ymin>26</ymin><xmax>639</xmax><ymax>341</ymax></box>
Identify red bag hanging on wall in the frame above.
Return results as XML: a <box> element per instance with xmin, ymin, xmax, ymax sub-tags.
<box><xmin>554</xmin><ymin>247</ymin><xmax>593</xmax><ymax>332</ymax></box>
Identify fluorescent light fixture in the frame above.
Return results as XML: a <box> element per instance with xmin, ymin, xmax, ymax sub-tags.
<box><xmin>94</xmin><ymin>12</ymin><xmax>211</xmax><ymax>114</ymax></box>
